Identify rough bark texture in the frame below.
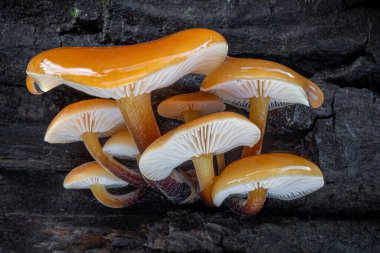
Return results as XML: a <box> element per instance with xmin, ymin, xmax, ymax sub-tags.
<box><xmin>0</xmin><ymin>0</ymin><xmax>379</xmax><ymax>252</ymax></box>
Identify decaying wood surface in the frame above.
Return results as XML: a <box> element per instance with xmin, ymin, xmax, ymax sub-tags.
<box><xmin>0</xmin><ymin>0</ymin><xmax>379</xmax><ymax>252</ymax></box>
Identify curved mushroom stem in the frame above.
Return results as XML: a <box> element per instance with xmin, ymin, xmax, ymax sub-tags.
<box><xmin>82</xmin><ymin>132</ymin><xmax>147</xmax><ymax>188</ymax></box>
<box><xmin>216</xmin><ymin>154</ymin><xmax>225</xmax><ymax>174</ymax></box>
<box><xmin>192</xmin><ymin>154</ymin><xmax>215</xmax><ymax>206</ymax></box>
<box><xmin>242</xmin><ymin>96</ymin><xmax>270</xmax><ymax>158</ymax></box>
<box><xmin>90</xmin><ymin>184</ymin><xmax>146</xmax><ymax>208</ymax></box>
<box><xmin>226</xmin><ymin>188</ymin><xmax>268</xmax><ymax>216</ymax></box>
<box><xmin>117</xmin><ymin>93</ymin><xmax>197</xmax><ymax>203</ymax></box>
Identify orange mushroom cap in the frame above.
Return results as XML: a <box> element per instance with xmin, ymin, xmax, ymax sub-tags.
<box><xmin>103</xmin><ymin>130</ymin><xmax>139</xmax><ymax>159</ymax></box>
<box><xmin>212</xmin><ymin>153</ymin><xmax>324</xmax><ymax>206</ymax></box>
<box><xmin>157</xmin><ymin>91</ymin><xmax>225</xmax><ymax>121</ymax></box>
<box><xmin>139</xmin><ymin>112</ymin><xmax>261</xmax><ymax>181</ymax></box>
<box><xmin>64</xmin><ymin>161</ymin><xmax>128</xmax><ymax>189</ymax></box>
<box><xmin>201</xmin><ymin>57</ymin><xmax>324</xmax><ymax>109</ymax></box>
<box><xmin>45</xmin><ymin>99</ymin><xmax>125</xmax><ymax>143</ymax></box>
<box><xmin>26</xmin><ymin>28</ymin><xmax>228</xmax><ymax>99</ymax></box>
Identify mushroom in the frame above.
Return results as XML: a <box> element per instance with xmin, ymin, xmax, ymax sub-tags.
<box><xmin>45</xmin><ymin>99</ymin><xmax>146</xmax><ymax>187</ymax></box>
<box><xmin>157</xmin><ymin>91</ymin><xmax>227</xmax><ymax>172</ymax></box>
<box><xmin>103</xmin><ymin>129</ymin><xmax>198</xmax><ymax>203</ymax></box>
<box><xmin>139</xmin><ymin>112</ymin><xmax>261</xmax><ymax>206</ymax></box>
<box><xmin>212</xmin><ymin>153</ymin><xmax>324</xmax><ymax>215</ymax></box>
<box><xmin>64</xmin><ymin>161</ymin><xmax>145</xmax><ymax>208</ymax></box>
<box><xmin>103</xmin><ymin>130</ymin><xmax>139</xmax><ymax>160</ymax></box>
<box><xmin>26</xmin><ymin>28</ymin><xmax>228</xmax><ymax>199</ymax></box>
<box><xmin>201</xmin><ymin>57</ymin><xmax>324</xmax><ymax>157</ymax></box>
<box><xmin>26</xmin><ymin>28</ymin><xmax>228</xmax><ymax>152</ymax></box>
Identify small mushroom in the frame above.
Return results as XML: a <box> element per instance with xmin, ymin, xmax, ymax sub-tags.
<box><xmin>64</xmin><ymin>161</ymin><xmax>145</xmax><ymax>208</ymax></box>
<box><xmin>157</xmin><ymin>91</ymin><xmax>227</xmax><ymax>172</ymax></box>
<box><xmin>45</xmin><ymin>99</ymin><xmax>146</xmax><ymax>187</ymax></box>
<box><xmin>103</xmin><ymin>129</ymin><xmax>198</xmax><ymax>204</ymax></box>
<box><xmin>26</xmin><ymin>28</ymin><xmax>228</xmax><ymax>198</ymax></box>
<box><xmin>212</xmin><ymin>153</ymin><xmax>324</xmax><ymax>216</ymax></box>
<box><xmin>139</xmin><ymin>112</ymin><xmax>261</xmax><ymax>206</ymax></box>
<box><xmin>202</xmin><ymin>57</ymin><xmax>324</xmax><ymax>157</ymax></box>
<box><xmin>158</xmin><ymin>91</ymin><xmax>226</xmax><ymax>122</ymax></box>
<box><xmin>103</xmin><ymin>130</ymin><xmax>139</xmax><ymax>160</ymax></box>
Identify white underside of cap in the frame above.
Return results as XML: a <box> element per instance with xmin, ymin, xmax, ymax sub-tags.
<box><xmin>103</xmin><ymin>143</ymin><xmax>139</xmax><ymax>159</ymax></box>
<box><xmin>64</xmin><ymin>176</ymin><xmax>128</xmax><ymax>189</ymax></box>
<box><xmin>139</xmin><ymin>117</ymin><xmax>260</xmax><ymax>181</ymax></box>
<box><xmin>215</xmin><ymin>90</ymin><xmax>293</xmax><ymax>112</ymax></box>
<box><xmin>205</xmin><ymin>79</ymin><xmax>309</xmax><ymax>109</ymax></box>
<box><xmin>213</xmin><ymin>175</ymin><xmax>324</xmax><ymax>206</ymax></box>
<box><xmin>45</xmin><ymin>108</ymin><xmax>125</xmax><ymax>143</ymax></box>
<box><xmin>27</xmin><ymin>43</ymin><xmax>228</xmax><ymax>99</ymax></box>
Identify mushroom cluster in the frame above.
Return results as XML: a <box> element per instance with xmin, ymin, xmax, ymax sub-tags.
<box><xmin>26</xmin><ymin>28</ymin><xmax>325</xmax><ymax>215</ymax></box>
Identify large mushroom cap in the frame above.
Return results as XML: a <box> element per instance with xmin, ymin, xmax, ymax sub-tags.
<box><xmin>139</xmin><ymin>112</ymin><xmax>261</xmax><ymax>181</ymax></box>
<box><xmin>26</xmin><ymin>28</ymin><xmax>228</xmax><ymax>99</ymax></box>
<box><xmin>64</xmin><ymin>161</ymin><xmax>128</xmax><ymax>189</ymax></box>
<box><xmin>103</xmin><ymin>130</ymin><xmax>139</xmax><ymax>159</ymax></box>
<box><xmin>212</xmin><ymin>153</ymin><xmax>324</xmax><ymax>206</ymax></box>
<box><xmin>157</xmin><ymin>91</ymin><xmax>226</xmax><ymax>121</ymax></box>
<box><xmin>201</xmin><ymin>57</ymin><xmax>324</xmax><ymax>109</ymax></box>
<box><xmin>45</xmin><ymin>99</ymin><xmax>125</xmax><ymax>143</ymax></box>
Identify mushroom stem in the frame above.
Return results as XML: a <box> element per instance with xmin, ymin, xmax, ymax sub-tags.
<box><xmin>116</xmin><ymin>93</ymin><xmax>161</xmax><ymax>153</ymax></box>
<box><xmin>216</xmin><ymin>154</ymin><xmax>225</xmax><ymax>174</ymax></box>
<box><xmin>183</xmin><ymin>111</ymin><xmax>226</xmax><ymax>175</ymax></box>
<box><xmin>242</xmin><ymin>96</ymin><xmax>270</xmax><ymax>157</ymax></box>
<box><xmin>226</xmin><ymin>187</ymin><xmax>268</xmax><ymax>216</ymax></box>
<box><xmin>182</xmin><ymin>110</ymin><xmax>201</xmax><ymax>122</ymax></box>
<box><xmin>192</xmin><ymin>154</ymin><xmax>215</xmax><ymax>206</ymax></box>
<box><xmin>82</xmin><ymin>132</ymin><xmax>147</xmax><ymax>188</ymax></box>
<box><xmin>90</xmin><ymin>184</ymin><xmax>145</xmax><ymax>208</ymax></box>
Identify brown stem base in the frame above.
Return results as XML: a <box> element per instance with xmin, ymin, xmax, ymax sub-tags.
<box><xmin>242</xmin><ymin>96</ymin><xmax>270</xmax><ymax>157</ymax></box>
<box><xmin>82</xmin><ymin>132</ymin><xmax>147</xmax><ymax>188</ymax></box>
<box><xmin>90</xmin><ymin>184</ymin><xmax>146</xmax><ymax>208</ymax></box>
<box><xmin>225</xmin><ymin>188</ymin><xmax>268</xmax><ymax>216</ymax></box>
<box><xmin>155</xmin><ymin>170</ymin><xmax>198</xmax><ymax>204</ymax></box>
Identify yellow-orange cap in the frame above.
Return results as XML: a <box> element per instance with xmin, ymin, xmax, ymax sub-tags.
<box><xmin>64</xmin><ymin>161</ymin><xmax>128</xmax><ymax>189</ymax></box>
<box><xmin>139</xmin><ymin>112</ymin><xmax>260</xmax><ymax>181</ymax></box>
<box><xmin>212</xmin><ymin>153</ymin><xmax>324</xmax><ymax>206</ymax></box>
<box><xmin>201</xmin><ymin>57</ymin><xmax>324</xmax><ymax>109</ymax></box>
<box><xmin>26</xmin><ymin>28</ymin><xmax>228</xmax><ymax>99</ymax></box>
<box><xmin>103</xmin><ymin>130</ymin><xmax>139</xmax><ymax>159</ymax></box>
<box><xmin>45</xmin><ymin>99</ymin><xmax>125</xmax><ymax>143</ymax></box>
<box><xmin>157</xmin><ymin>91</ymin><xmax>225</xmax><ymax>121</ymax></box>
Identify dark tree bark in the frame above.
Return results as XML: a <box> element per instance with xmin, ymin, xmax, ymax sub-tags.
<box><xmin>0</xmin><ymin>0</ymin><xmax>379</xmax><ymax>252</ymax></box>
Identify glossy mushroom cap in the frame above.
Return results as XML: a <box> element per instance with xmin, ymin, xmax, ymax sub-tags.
<box><xmin>157</xmin><ymin>91</ymin><xmax>226</xmax><ymax>121</ymax></box>
<box><xmin>45</xmin><ymin>99</ymin><xmax>125</xmax><ymax>143</ymax></box>
<box><xmin>26</xmin><ymin>28</ymin><xmax>228</xmax><ymax>99</ymax></box>
<box><xmin>64</xmin><ymin>161</ymin><xmax>128</xmax><ymax>189</ymax></box>
<box><xmin>103</xmin><ymin>130</ymin><xmax>139</xmax><ymax>159</ymax></box>
<box><xmin>212</xmin><ymin>153</ymin><xmax>324</xmax><ymax>206</ymax></box>
<box><xmin>201</xmin><ymin>57</ymin><xmax>324</xmax><ymax>109</ymax></box>
<box><xmin>139</xmin><ymin>112</ymin><xmax>261</xmax><ymax>181</ymax></box>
